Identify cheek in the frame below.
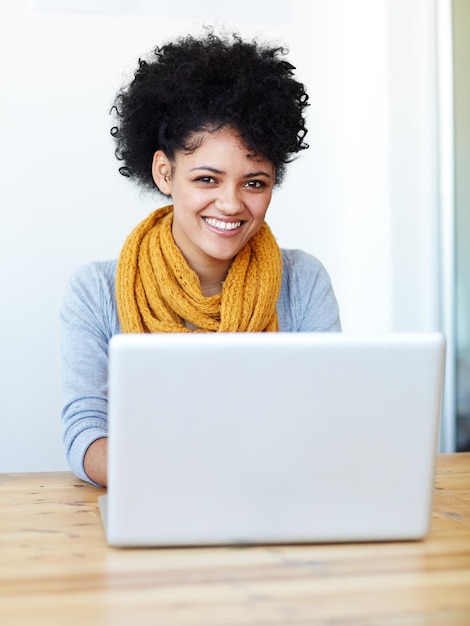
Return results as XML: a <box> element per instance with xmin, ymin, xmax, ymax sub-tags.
<box><xmin>175</xmin><ymin>186</ymin><xmax>208</xmax><ymax>209</ymax></box>
<box><xmin>252</xmin><ymin>196</ymin><xmax>271</xmax><ymax>220</ymax></box>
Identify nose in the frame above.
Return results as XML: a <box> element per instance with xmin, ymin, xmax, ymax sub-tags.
<box><xmin>214</xmin><ymin>184</ymin><xmax>243</xmax><ymax>215</ymax></box>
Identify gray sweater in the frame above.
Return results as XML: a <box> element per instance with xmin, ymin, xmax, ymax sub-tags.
<box><xmin>61</xmin><ymin>249</ymin><xmax>341</xmax><ymax>484</ymax></box>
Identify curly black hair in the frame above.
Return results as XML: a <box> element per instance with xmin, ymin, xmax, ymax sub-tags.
<box><xmin>110</xmin><ymin>30</ymin><xmax>309</xmax><ymax>192</ymax></box>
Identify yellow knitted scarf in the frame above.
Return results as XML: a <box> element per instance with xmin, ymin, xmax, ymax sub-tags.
<box><xmin>116</xmin><ymin>205</ymin><xmax>282</xmax><ymax>333</ymax></box>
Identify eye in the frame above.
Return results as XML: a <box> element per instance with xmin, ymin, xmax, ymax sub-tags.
<box><xmin>244</xmin><ymin>180</ymin><xmax>267</xmax><ymax>189</ymax></box>
<box><xmin>195</xmin><ymin>175</ymin><xmax>216</xmax><ymax>184</ymax></box>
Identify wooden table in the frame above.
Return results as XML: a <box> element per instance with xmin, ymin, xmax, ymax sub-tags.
<box><xmin>1</xmin><ymin>454</ymin><xmax>469</xmax><ymax>625</ymax></box>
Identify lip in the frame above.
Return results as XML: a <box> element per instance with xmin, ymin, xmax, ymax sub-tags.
<box><xmin>202</xmin><ymin>216</ymin><xmax>246</xmax><ymax>235</ymax></box>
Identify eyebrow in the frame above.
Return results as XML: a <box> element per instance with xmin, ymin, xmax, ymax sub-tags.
<box><xmin>189</xmin><ymin>166</ymin><xmax>273</xmax><ymax>179</ymax></box>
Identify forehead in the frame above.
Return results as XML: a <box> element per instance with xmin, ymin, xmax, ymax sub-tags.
<box><xmin>177</xmin><ymin>127</ymin><xmax>272</xmax><ymax>168</ymax></box>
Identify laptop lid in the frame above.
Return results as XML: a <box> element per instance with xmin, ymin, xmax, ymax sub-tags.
<box><xmin>101</xmin><ymin>332</ymin><xmax>445</xmax><ymax>547</ymax></box>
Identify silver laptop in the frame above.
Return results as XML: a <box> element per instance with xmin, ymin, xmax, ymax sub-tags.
<box><xmin>99</xmin><ymin>332</ymin><xmax>445</xmax><ymax>547</ymax></box>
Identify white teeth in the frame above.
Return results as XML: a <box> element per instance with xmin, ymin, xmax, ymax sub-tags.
<box><xmin>204</xmin><ymin>217</ymin><xmax>242</xmax><ymax>231</ymax></box>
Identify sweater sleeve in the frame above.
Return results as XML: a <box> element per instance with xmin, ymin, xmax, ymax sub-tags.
<box><xmin>278</xmin><ymin>249</ymin><xmax>341</xmax><ymax>332</ymax></box>
<box><xmin>60</xmin><ymin>261</ymin><xmax>119</xmax><ymax>484</ymax></box>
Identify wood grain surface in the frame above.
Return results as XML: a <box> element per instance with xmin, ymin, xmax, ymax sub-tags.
<box><xmin>1</xmin><ymin>453</ymin><xmax>469</xmax><ymax>625</ymax></box>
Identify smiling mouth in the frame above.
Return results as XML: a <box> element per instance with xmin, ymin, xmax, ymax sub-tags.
<box><xmin>202</xmin><ymin>217</ymin><xmax>244</xmax><ymax>231</ymax></box>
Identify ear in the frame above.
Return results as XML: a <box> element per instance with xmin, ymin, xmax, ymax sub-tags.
<box><xmin>152</xmin><ymin>150</ymin><xmax>173</xmax><ymax>195</ymax></box>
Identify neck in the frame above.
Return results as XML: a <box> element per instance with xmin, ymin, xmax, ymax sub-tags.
<box><xmin>199</xmin><ymin>263</ymin><xmax>231</xmax><ymax>296</ymax></box>
<box><xmin>182</xmin><ymin>254</ymin><xmax>233</xmax><ymax>297</ymax></box>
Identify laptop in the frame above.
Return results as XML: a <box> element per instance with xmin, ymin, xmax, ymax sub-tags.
<box><xmin>99</xmin><ymin>332</ymin><xmax>445</xmax><ymax>547</ymax></box>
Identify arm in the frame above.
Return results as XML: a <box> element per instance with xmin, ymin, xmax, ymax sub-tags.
<box><xmin>84</xmin><ymin>438</ymin><xmax>108</xmax><ymax>486</ymax></box>
<box><xmin>60</xmin><ymin>261</ymin><xmax>119</xmax><ymax>486</ymax></box>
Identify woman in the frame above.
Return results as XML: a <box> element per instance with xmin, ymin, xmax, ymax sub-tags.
<box><xmin>61</xmin><ymin>31</ymin><xmax>341</xmax><ymax>486</ymax></box>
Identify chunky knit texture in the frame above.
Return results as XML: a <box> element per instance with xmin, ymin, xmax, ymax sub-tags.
<box><xmin>116</xmin><ymin>205</ymin><xmax>282</xmax><ymax>333</ymax></box>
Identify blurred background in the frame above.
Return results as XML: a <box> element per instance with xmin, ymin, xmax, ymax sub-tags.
<box><xmin>0</xmin><ymin>0</ymin><xmax>468</xmax><ymax>472</ymax></box>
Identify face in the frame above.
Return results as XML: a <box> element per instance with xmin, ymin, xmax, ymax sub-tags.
<box><xmin>152</xmin><ymin>126</ymin><xmax>275</xmax><ymax>284</ymax></box>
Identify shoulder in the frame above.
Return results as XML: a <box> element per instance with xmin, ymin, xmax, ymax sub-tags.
<box><xmin>280</xmin><ymin>248</ymin><xmax>331</xmax><ymax>286</ymax></box>
<box><xmin>66</xmin><ymin>259</ymin><xmax>117</xmax><ymax>289</ymax></box>
<box><xmin>62</xmin><ymin>260</ymin><xmax>119</xmax><ymax>334</ymax></box>
<box><xmin>63</xmin><ymin>260</ymin><xmax>118</xmax><ymax>306</ymax></box>
<box><xmin>278</xmin><ymin>248</ymin><xmax>341</xmax><ymax>332</ymax></box>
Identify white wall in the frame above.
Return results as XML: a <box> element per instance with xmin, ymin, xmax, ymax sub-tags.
<box><xmin>0</xmin><ymin>0</ymin><xmax>444</xmax><ymax>472</ymax></box>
